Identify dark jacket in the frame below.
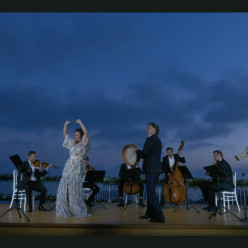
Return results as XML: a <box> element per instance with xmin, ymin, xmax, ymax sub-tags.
<box><xmin>19</xmin><ymin>161</ymin><xmax>48</xmax><ymax>189</ymax></box>
<box><xmin>162</xmin><ymin>154</ymin><xmax>186</xmax><ymax>183</ymax></box>
<box><xmin>211</xmin><ymin>159</ymin><xmax>234</xmax><ymax>191</ymax></box>
<box><xmin>136</xmin><ymin>133</ymin><xmax>162</xmax><ymax>174</ymax></box>
<box><xmin>162</xmin><ymin>154</ymin><xmax>186</xmax><ymax>173</ymax></box>
<box><xmin>118</xmin><ymin>163</ymin><xmax>142</xmax><ymax>182</ymax></box>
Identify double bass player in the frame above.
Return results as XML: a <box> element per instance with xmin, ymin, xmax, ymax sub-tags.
<box><xmin>160</xmin><ymin>146</ymin><xmax>186</xmax><ymax>206</ymax></box>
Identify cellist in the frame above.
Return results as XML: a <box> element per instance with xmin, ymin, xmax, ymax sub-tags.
<box><xmin>116</xmin><ymin>162</ymin><xmax>146</xmax><ymax>207</ymax></box>
<box><xmin>160</xmin><ymin>146</ymin><xmax>186</xmax><ymax>207</ymax></box>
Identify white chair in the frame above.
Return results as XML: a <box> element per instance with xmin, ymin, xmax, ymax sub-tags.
<box><xmin>123</xmin><ymin>192</ymin><xmax>139</xmax><ymax>205</ymax></box>
<box><xmin>9</xmin><ymin>170</ymin><xmax>35</xmax><ymax>212</ymax></box>
<box><xmin>82</xmin><ymin>173</ymin><xmax>92</xmax><ymax>200</ymax></box>
<box><xmin>215</xmin><ymin>171</ymin><xmax>240</xmax><ymax>212</ymax></box>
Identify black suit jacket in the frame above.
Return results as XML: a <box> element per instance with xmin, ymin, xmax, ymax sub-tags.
<box><xmin>136</xmin><ymin>133</ymin><xmax>162</xmax><ymax>174</ymax></box>
<box><xmin>162</xmin><ymin>154</ymin><xmax>186</xmax><ymax>172</ymax></box>
<box><xmin>210</xmin><ymin>159</ymin><xmax>234</xmax><ymax>191</ymax></box>
<box><xmin>19</xmin><ymin>161</ymin><xmax>48</xmax><ymax>189</ymax></box>
<box><xmin>162</xmin><ymin>154</ymin><xmax>186</xmax><ymax>183</ymax></box>
<box><xmin>118</xmin><ymin>163</ymin><xmax>142</xmax><ymax>182</ymax></box>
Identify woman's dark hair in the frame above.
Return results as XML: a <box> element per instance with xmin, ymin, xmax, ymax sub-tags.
<box><xmin>74</xmin><ymin>128</ymin><xmax>84</xmax><ymax>138</ymax></box>
<box><xmin>148</xmin><ymin>122</ymin><xmax>160</xmax><ymax>134</ymax></box>
<box><xmin>28</xmin><ymin>151</ymin><xmax>36</xmax><ymax>156</ymax></box>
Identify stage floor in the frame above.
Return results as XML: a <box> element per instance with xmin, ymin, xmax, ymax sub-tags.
<box><xmin>0</xmin><ymin>202</ymin><xmax>248</xmax><ymax>236</ymax></box>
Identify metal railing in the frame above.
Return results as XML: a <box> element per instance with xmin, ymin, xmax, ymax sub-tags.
<box><xmin>1</xmin><ymin>180</ymin><xmax>247</xmax><ymax>205</ymax></box>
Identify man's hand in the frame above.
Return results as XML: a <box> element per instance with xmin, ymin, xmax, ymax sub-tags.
<box><xmin>178</xmin><ymin>150</ymin><xmax>183</xmax><ymax>157</ymax></box>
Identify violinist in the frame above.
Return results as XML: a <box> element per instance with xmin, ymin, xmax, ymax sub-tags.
<box><xmin>19</xmin><ymin>151</ymin><xmax>52</xmax><ymax>212</ymax></box>
<box><xmin>160</xmin><ymin>147</ymin><xmax>186</xmax><ymax>206</ymax></box>
<box><xmin>82</xmin><ymin>156</ymin><xmax>99</xmax><ymax>207</ymax></box>
<box><xmin>116</xmin><ymin>162</ymin><xmax>146</xmax><ymax>207</ymax></box>
<box><xmin>198</xmin><ymin>150</ymin><xmax>234</xmax><ymax>212</ymax></box>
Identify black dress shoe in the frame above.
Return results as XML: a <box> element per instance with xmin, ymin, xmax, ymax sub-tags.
<box><xmin>116</xmin><ymin>199</ymin><xmax>125</xmax><ymax>207</ymax></box>
<box><xmin>139</xmin><ymin>214</ymin><xmax>151</xmax><ymax>219</ymax></box>
<box><xmin>150</xmin><ymin>218</ymin><xmax>165</xmax><ymax>223</ymax></box>
<box><xmin>27</xmin><ymin>207</ymin><xmax>33</xmax><ymax>212</ymax></box>
<box><xmin>202</xmin><ymin>205</ymin><xmax>211</xmax><ymax>210</ymax></box>
<box><xmin>86</xmin><ymin>200</ymin><xmax>94</xmax><ymax>207</ymax></box>
<box><xmin>209</xmin><ymin>206</ymin><xmax>218</xmax><ymax>212</ymax></box>
<box><xmin>38</xmin><ymin>205</ymin><xmax>47</xmax><ymax>211</ymax></box>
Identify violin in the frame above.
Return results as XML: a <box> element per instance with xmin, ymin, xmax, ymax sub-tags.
<box><xmin>85</xmin><ymin>164</ymin><xmax>94</xmax><ymax>172</ymax></box>
<box><xmin>163</xmin><ymin>140</ymin><xmax>186</xmax><ymax>205</ymax></box>
<box><xmin>33</xmin><ymin>160</ymin><xmax>58</xmax><ymax>169</ymax></box>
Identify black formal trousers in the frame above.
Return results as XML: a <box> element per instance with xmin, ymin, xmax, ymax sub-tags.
<box><xmin>23</xmin><ymin>180</ymin><xmax>47</xmax><ymax>206</ymax></box>
<box><xmin>145</xmin><ymin>173</ymin><xmax>165</xmax><ymax>221</ymax></box>
<box><xmin>199</xmin><ymin>180</ymin><xmax>222</xmax><ymax>207</ymax></box>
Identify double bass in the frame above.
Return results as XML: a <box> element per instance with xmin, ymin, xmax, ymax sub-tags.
<box><xmin>163</xmin><ymin>140</ymin><xmax>186</xmax><ymax>205</ymax></box>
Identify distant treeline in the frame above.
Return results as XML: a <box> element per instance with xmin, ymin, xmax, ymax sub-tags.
<box><xmin>1</xmin><ymin>173</ymin><xmax>248</xmax><ymax>187</ymax></box>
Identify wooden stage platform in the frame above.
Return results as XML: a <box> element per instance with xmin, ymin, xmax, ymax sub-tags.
<box><xmin>0</xmin><ymin>202</ymin><xmax>248</xmax><ymax>236</ymax></box>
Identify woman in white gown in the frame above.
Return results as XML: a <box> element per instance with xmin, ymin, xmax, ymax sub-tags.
<box><xmin>56</xmin><ymin>119</ymin><xmax>91</xmax><ymax>218</ymax></box>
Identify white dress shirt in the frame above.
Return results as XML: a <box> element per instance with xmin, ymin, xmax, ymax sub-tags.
<box><xmin>28</xmin><ymin>160</ymin><xmax>37</xmax><ymax>181</ymax></box>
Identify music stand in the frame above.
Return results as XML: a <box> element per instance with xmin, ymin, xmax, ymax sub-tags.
<box><xmin>178</xmin><ymin>165</ymin><xmax>200</xmax><ymax>213</ymax></box>
<box><xmin>0</xmin><ymin>154</ymin><xmax>30</xmax><ymax>222</ymax></box>
<box><xmin>203</xmin><ymin>165</ymin><xmax>240</xmax><ymax>220</ymax></box>
<box><xmin>84</xmin><ymin>170</ymin><xmax>106</xmax><ymax>209</ymax></box>
<box><xmin>239</xmin><ymin>173</ymin><xmax>248</xmax><ymax>222</ymax></box>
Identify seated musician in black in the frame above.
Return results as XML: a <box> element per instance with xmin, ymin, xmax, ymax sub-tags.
<box><xmin>198</xmin><ymin>150</ymin><xmax>234</xmax><ymax>212</ymax></box>
<box><xmin>19</xmin><ymin>151</ymin><xmax>52</xmax><ymax>212</ymax></box>
<box><xmin>160</xmin><ymin>147</ymin><xmax>186</xmax><ymax>206</ymax></box>
<box><xmin>82</xmin><ymin>156</ymin><xmax>100</xmax><ymax>207</ymax></box>
<box><xmin>117</xmin><ymin>162</ymin><xmax>146</xmax><ymax>207</ymax></box>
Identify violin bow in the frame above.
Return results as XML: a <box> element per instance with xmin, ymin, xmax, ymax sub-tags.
<box><xmin>39</xmin><ymin>147</ymin><xmax>46</xmax><ymax>169</ymax></box>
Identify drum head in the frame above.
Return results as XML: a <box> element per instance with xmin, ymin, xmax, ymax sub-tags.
<box><xmin>122</xmin><ymin>144</ymin><xmax>139</xmax><ymax>166</ymax></box>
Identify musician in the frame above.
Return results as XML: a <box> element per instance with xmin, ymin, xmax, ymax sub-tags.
<box><xmin>82</xmin><ymin>156</ymin><xmax>100</xmax><ymax>207</ymax></box>
<box><xmin>19</xmin><ymin>151</ymin><xmax>52</xmax><ymax>212</ymax></box>
<box><xmin>135</xmin><ymin>122</ymin><xmax>165</xmax><ymax>223</ymax></box>
<box><xmin>160</xmin><ymin>147</ymin><xmax>186</xmax><ymax>206</ymax></box>
<box><xmin>198</xmin><ymin>150</ymin><xmax>234</xmax><ymax>212</ymax></box>
<box><xmin>116</xmin><ymin>162</ymin><xmax>146</xmax><ymax>207</ymax></box>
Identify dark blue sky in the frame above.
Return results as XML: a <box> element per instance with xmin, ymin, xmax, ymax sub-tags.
<box><xmin>1</xmin><ymin>13</ymin><xmax>248</xmax><ymax>178</ymax></box>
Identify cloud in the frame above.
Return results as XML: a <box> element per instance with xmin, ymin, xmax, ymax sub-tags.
<box><xmin>1</xmin><ymin>68</ymin><xmax>248</xmax><ymax>146</ymax></box>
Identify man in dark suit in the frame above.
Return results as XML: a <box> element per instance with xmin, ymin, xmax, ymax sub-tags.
<box><xmin>116</xmin><ymin>162</ymin><xmax>146</xmax><ymax>207</ymax></box>
<box><xmin>198</xmin><ymin>150</ymin><xmax>234</xmax><ymax>212</ymax></box>
<box><xmin>160</xmin><ymin>147</ymin><xmax>186</xmax><ymax>206</ymax></box>
<box><xmin>82</xmin><ymin>156</ymin><xmax>100</xmax><ymax>207</ymax></box>
<box><xmin>135</xmin><ymin>122</ymin><xmax>165</xmax><ymax>223</ymax></box>
<box><xmin>19</xmin><ymin>151</ymin><xmax>52</xmax><ymax>212</ymax></box>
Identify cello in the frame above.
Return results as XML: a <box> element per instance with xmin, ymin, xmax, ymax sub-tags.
<box><xmin>123</xmin><ymin>165</ymin><xmax>140</xmax><ymax>194</ymax></box>
<box><xmin>163</xmin><ymin>140</ymin><xmax>186</xmax><ymax>205</ymax></box>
